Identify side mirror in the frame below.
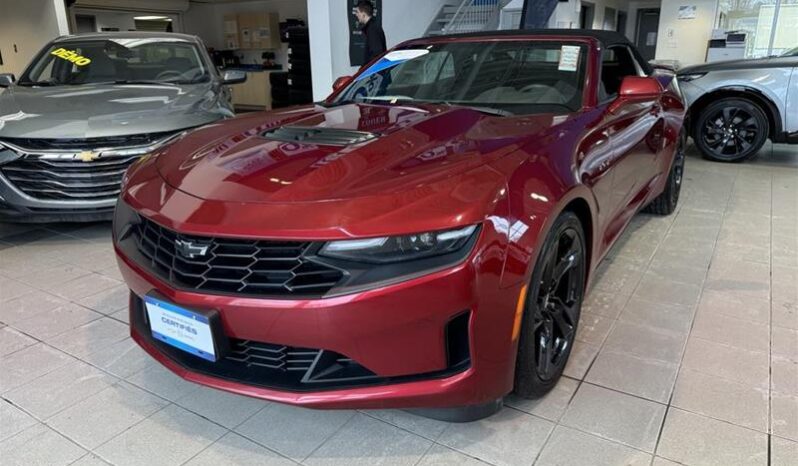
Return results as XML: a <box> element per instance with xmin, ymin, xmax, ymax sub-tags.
<box><xmin>221</xmin><ymin>70</ymin><xmax>247</xmax><ymax>85</ymax></box>
<box><xmin>0</xmin><ymin>74</ymin><xmax>15</xmax><ymax>88</ymax></box>
<box><xmin>610</xmin><ymin>76</ymin><xmax>662</xmax><ymax>113</ymax></box>
<box><xmin>333</xmin><ymin>75</ymin><xmax>353</xmax><ymax>91</ymax></box>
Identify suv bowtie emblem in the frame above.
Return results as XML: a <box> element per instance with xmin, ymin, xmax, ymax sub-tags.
<box><xmin>76</xmin><ymin>151</ymin><xmax>100</xmax><ymax>162</ymax></box>
<box><xmin>175</xmin><ymin>239</ymin><xmax>210</xmax><ymax>259</ymax></box>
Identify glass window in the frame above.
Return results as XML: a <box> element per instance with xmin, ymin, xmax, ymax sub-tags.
<box><xmin>771</xmin><ymin>0</ymin><xmax>798</xmax><ymax>56</ymax></box>
<box><xmin>391</xmin><ymin>51</ymin><xmax>455</xmax><ymax>85</ymax></box>
<box><xmin>600</xmin><ymin>46</ymin><xmax>642</xmax><ymax>100</ymax></box>
<box><xmin>19</xmin><ymin>38</ymin><xmax>208</xmax><ymax>87</ymax></box>
<box><xmin>335</xmin><ymin>41</ymin><xmax>589</xmax><ymax>115</ymax></box>
<box><xmin>717</xmin><ymin>0</ymin><xmax>780</xmax><ymax>57</ymax></box>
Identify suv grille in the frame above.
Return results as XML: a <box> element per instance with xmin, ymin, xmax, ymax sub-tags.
<box><xmin>131</xmin><ymin>218</ymin><xmax>344</xmax><ymax>298</ymax></box>
<box><xmin>0</xmin><ymin>131</ymin><xmax>180</xmax><ymax>202</ymax></box>
<box><xmin>1</xmin><ymin>132</ymin><xmax>178</xmax><ymax>151</ymax></box>
<box><xmin>1</xmin><ymin>155</ymin><xmax>139</xmax><ymax>200</ymax></box>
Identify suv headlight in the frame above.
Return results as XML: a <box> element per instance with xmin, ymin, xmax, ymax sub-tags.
<box><xmin>678</xmin><ymin>73</ymin><xmax>706</xmax><ymax>82</ymax></box>
<box><xmin>319</xmin><ymin>225</ymin><xmax>478</xmax><ymax>264</ymax></box>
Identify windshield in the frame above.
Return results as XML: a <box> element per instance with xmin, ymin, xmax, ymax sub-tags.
<box><xmin>334</xmin><ymin>41</ymin><xmax>588</xmax><ymax>115</ymax></box>
<box><xmin>781</xmin><ymin>46</ymin><xmax>798</xmax><ymax>57</ymax></box>
<box><xmin>19</xmin><ymin>38</ymin><xmax>209</xmax><ymax>87</ymax></box>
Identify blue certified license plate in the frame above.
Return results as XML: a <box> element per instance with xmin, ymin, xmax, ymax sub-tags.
<box><xmin>144</xmin><ymin>296</ymin><xmax>217</xmax><ymax>362</ymax></box>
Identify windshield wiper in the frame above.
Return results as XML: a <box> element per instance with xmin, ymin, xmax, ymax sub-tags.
<box><xmin>437</xmin><ymin>101</ymin><xmax>513</xmax><ymax>117</ymax></box>
<box><xmin>17</xmin><ymin>81</ymin><xmax>58</xmax><ymax>87</ymax></box>
<box><xmin>113</xmin><ymin>80</ymin><xmax>180</xmax><ymax>86</ymax></box>
<box><xmin>361</xmin><ymin>95</ymin><xmax>416</xmax><ymax>103</ymax></box>
<box><xmin>466</xmin><ymin>106</ymin><xmax>513</xmax><ymax>117</ymax></box>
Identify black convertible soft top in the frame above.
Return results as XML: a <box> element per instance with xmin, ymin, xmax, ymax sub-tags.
<box><xmin>436</xmin><ymin>29</ymin><xmax>633</xmax><ymax>47</ymax></box>
<box><xmin>424</xmin><ymin>29</ymin><xmax>652</xmax><ymax>74</ymax></box>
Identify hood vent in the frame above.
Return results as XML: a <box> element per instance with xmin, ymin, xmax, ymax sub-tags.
<box><xmin>262</xmin><ymin>126</ymin><xmax>377</xmax><ymax>146</ymax></box>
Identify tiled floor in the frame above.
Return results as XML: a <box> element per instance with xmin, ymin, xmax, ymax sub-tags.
<box><xmin>0</xmin><ymin>143</ymin><xmax>796</xmax><ymax>466</ymax></box>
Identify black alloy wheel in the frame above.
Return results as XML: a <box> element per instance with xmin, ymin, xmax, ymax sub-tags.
<box><xmin>644</xmin><ymin>128</ymin><xmax>685</xmax><ymax>215</ymax></box>
<box><xmin>695</xmin><ymin>98</ymin><xmax>768</xmax><ymax>162</ymax></box>
<box><xmin>514</xmin><ymin>212</ymin><xmax>586</xmax><ymax>398</ymax></box>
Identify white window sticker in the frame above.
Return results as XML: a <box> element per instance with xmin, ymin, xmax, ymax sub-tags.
<box><xmin>381</xmin><ymin>49</ymin><xmax>430</xmax><ymax>62</ymax></box>
<box><xmin>558</xmin><ymin>45</ymin><xmax>581</xmax><ymax>72</ymax></box>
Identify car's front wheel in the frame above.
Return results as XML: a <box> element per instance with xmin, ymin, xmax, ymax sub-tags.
<box><xmin>514</xmin><ymin>212</ymin><xmax>586</xmax><ymax>399</ymax></box>
<box><xmin>694</xmin><ymin>97</ymin><xmax>768</xmax><ymax>162</ymax></box>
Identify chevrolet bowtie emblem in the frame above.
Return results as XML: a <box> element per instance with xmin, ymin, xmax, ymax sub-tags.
<box><xmin>76</xmin><ymin>151</ymin><xmax>100</xmax><ymax>162</ymax></box>
<box><xmin>175</xmin><ymin>239</ymin><xmax>210</xmax><ymax>259</ymax></box>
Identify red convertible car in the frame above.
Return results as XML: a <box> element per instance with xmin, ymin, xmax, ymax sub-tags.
<box><xmin>114</xmin><ymin>30</ymin><xmax>686</xmax><ymax>421</ymax></box>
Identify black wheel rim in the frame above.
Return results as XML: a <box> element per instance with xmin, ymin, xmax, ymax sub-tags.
<box><xmin>532</xmin><ymin>228</ymin><xmax>584</xmax><ymax>381</ymax></box>
<box><xmin>701</xmin><ymin>106</ymin><xmax>760</xmax><ymax>159</ymax></box>
<box><xmin>671</xmin><ymin>133</ymin><xmax>686</xmax><ymax>204</ymax></box>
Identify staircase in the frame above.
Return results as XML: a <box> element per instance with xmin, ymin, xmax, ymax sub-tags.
<box><xmin>425</xmin><ymin>0</ymin><xmax>512</xmax><ymax>36</ymax></box>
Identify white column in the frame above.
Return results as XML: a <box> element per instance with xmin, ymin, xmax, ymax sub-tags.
<box><xmin>307</xmin><ymin>0</ymin><xmax>335</xmax><ymax>101</ymax></box>
<box><xmin>53</xmin><ymin>0</ymin><xmax>71</xmax><ymax>35</ymax></box>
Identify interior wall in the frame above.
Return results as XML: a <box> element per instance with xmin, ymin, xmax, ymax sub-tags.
<box><xmin>549</xmin><ymin>0</ymin><xmax>632</xmax><ymax>30</ymax></box>
<box><xmin>0</xmin><ymin>0</ymin><xmax>70</xmax><ymax>76</ymax></box>
<box><xmin>182</xmin><ymin>2</ymin><xmax>221</xmax><ymax>47</ymax></box>
<box><xmin>625</xmin><ymin>0</ymin><xmax>660</xmax><ymax>43</ymax></box>
<box><xmin>72</xmin><ymin>8</ymin><xmax>139</xmax><ymax>32</ymax></box>
<box><xmin>182</xmin><ymin>0</ymin><xmax>308</xmax><ymax>67</ymax></box>
<box><xmin>654</xmin><ymin>0</ymin><xmax>717</xmax><ymax>66</ymax></box>
<box><xmin>590</xmin><ymin>0</ymin><xmax>631</xmax><ymax>30</ymax></box>
<box><xmin>71</xmin><ymin>0</ymin><xmax>189</xmax><ymax>12</ymax></box>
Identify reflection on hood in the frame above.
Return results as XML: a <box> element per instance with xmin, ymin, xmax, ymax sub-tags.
<box><xmin>0</xmin><ymin>82</ymin><xmax>230</xmax><ymax>139</ymax></box>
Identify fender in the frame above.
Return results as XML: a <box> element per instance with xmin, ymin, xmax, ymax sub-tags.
<box><xmin>690</xmin><ymin>85</ymin><xmax>784</xmax><ymax>138</ymax></box>
<box><xmin>499</xmin><ymin>179</ymin><xmax>598</xmax><ymax>289</ymax></box>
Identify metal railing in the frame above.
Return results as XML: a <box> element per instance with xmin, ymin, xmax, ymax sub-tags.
<box><xmin>442</xmin><ymin>0</ymin><xmax>506</xmax><ymax>35</ymax></box>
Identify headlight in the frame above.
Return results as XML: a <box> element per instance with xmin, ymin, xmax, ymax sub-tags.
<box><xmin>319</xmin><ymin>225</ymin><xmax>479</xmax><ymax>264</ymax></box>
<box><xmin>678</xmin><ymin>73</ymin><xmax>706</xmax><ymax>82</ymax></box>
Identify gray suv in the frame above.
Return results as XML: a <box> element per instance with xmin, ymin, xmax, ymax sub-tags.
<box><xmin>678</xmin><ymin>47</ymin><xmax>798</xmax><ymax>162</ymax></box>
<box><xmin>0</xmin><ymin>32</ymin><xmax>245</xmax><ymax>222</ymax></box>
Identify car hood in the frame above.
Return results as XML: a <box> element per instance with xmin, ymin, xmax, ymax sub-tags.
<box><xmin>679</xmin><ymin>56</ymin><xmax>797</xmax><ymax>74</ymax></box>
<box><xmin>0</xmin><ymin>83</ymin><xmax>229</xmax><ymax>139</ymax></box>
<box><xmin>154</xmin><ymin>102</ymin><xmax>564</xmax><ymax>204</ymax></box>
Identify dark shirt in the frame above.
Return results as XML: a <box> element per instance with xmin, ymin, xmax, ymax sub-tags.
<box><xmin>362</xmin><ymin>17</ymin><xmax>387</xmax><ymax>64</ymax></box>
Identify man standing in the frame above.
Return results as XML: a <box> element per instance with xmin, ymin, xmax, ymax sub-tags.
<box><xmin>354</xmin><ymin>1</ymin><xmax>386</xmax><ymax>65</ymax></box>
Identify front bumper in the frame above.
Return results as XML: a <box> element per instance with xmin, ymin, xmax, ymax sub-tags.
<box><xmin>116</xmin><ymin>227</ymin><xmax>521</xmax><ymax>410</ymax></box>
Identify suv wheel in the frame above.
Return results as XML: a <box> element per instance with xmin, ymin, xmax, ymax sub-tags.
<box><xmin>514</xmin><ymin>212</ymin><xmax>585</xmax><ymax>398</ymax></box>
<box><xmin>694</xmin><ymin>98</ymin><xmax>768</xmax><ymax>162</ymax></box>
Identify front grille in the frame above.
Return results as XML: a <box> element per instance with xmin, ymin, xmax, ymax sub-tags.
<box><xmin>226</xmin><ymin>340</ymin><xmax>320</xmax><ymax>371</ymax></box>
<box><xmin>1</xmin><ymin>131</ymin><xmax>178</xmax><ymax>151</ymax></box>
<box><xmin>262</xmin><ymin>126</ymin><xmax>377</xmax><ymax>146</ymax></box>
<box><xmin>0</xmin><ymin>131</ymin><xmax>181</xmax><ymax>202</ymax></box>
<box><xmin>131</xmin><ymin>217</ymin><xmax>344</xmax><ymax>298</ymax></box>
<box><xmin>1</xmin><ymin>155</ymin><xmax>138</xmax><ymax>200</ymax></box>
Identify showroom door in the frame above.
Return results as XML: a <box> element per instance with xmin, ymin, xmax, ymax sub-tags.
<box><xmin>635</xmin><ymin>9</ymin><xmax>660</xmax><ymax>62</ymax></box>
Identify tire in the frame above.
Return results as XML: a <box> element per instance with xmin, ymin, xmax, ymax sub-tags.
<box><xmin>643</xmin><ymin>128</ymin><xmax>686</xmax><ymax>215</ymax></box>
<box><xmin>693</xmin><ymin>97</ymin><xmax>768</xmax><ymax>162</ymax></box>
<box><xmin>514</xmin><ymin>212</ymin><xmax>586</xmax><ymax>399</ymax></box>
